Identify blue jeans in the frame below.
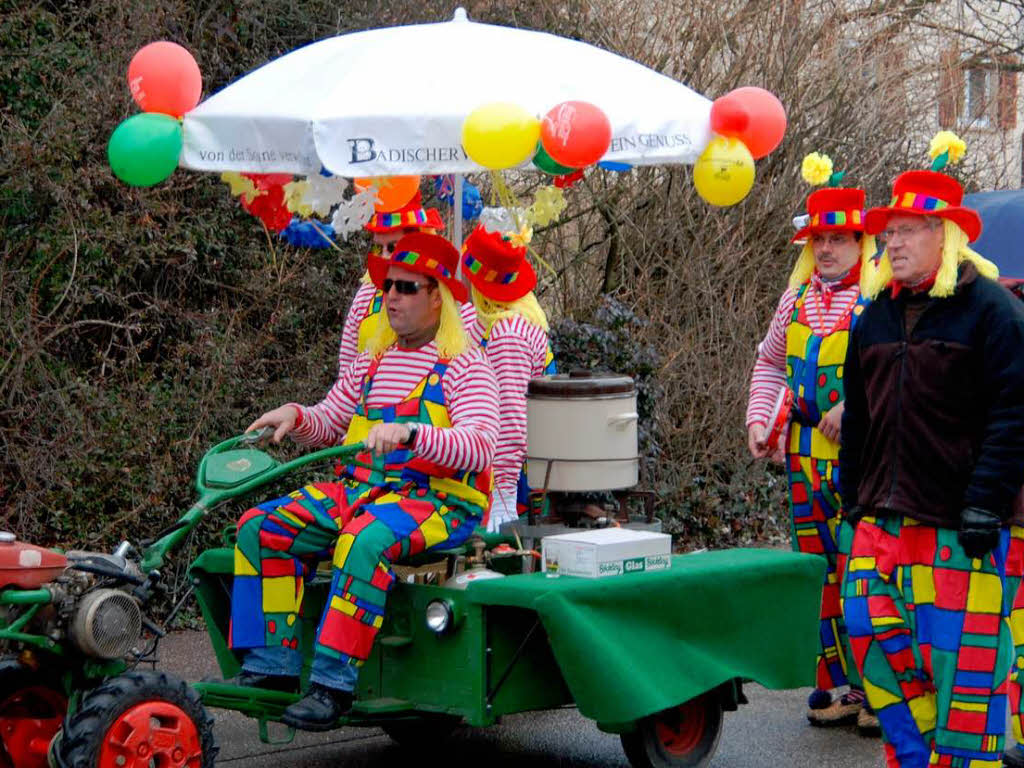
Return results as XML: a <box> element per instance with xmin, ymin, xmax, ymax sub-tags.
<box><xmin>243</xmin><ymin>646</ymin><xmax>359</xmax><ymax>692</ymax></box>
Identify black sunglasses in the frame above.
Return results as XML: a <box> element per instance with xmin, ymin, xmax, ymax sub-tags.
<box><xmin>383</xmin><ymin>278</ymin><xmax>432</xmax><ymax>295</ymax></box>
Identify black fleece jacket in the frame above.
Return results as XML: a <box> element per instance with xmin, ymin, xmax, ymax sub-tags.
<box><xmin>840</xmin><ymin>263</ymin><xmax>1024</xmax><ymax>527</ymax></box>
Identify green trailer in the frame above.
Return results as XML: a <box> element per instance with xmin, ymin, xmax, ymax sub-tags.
<box><xmin>0</xmin><ymin>432</ymin><xmax>824</xmax><ymax>768</ymax></box>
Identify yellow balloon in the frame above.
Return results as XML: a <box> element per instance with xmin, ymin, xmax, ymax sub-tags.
<box><xmin>462</xmin><ymin>103</ymin><xmax>541</xmax><ymax>170</ymax></box>
<box><xmin>693</xmin><ymin>136</ymin><xmax>756</xmax><ymax>207</ymax></box>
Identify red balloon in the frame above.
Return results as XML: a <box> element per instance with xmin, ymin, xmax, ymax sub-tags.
<box><xmin>128</xmin><ymin>41</ymin><xmax>202</xmax><ymax>118</ymax></box>
<box><xmin>540</xmin><ymin>101</ymin><xmax>612</xmax><ymax>169</ymax></box>
<box><xmin>709</xmin><ymin>87</ymin><xmax>786</xmax><ymax>159</ymax></box>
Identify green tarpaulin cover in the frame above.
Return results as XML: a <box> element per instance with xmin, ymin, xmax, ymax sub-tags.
<box><xmin>466</xmin><ymin>548</ymin><xmax>825</xmax><ymax>724</ymax></box>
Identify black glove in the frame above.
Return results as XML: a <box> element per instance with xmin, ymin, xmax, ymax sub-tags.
<box><xmin>844</xmin><ymin>504</ymin><xmax>866</xmax><ymax>527</ymax></box>
<box><xmin>958</xmin><ymin>507</ymin><xmax>1002</xmax><ymax>560</ymax></box>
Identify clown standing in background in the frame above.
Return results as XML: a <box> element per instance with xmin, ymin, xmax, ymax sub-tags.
<box><xmin>746</xmin><ymin>153</ymin><xmax>879</xmax><ymax>731</ymax></box>
<box><xmin>461</xmin><ymin>224</ymin><xmax>556</xmax><ymax>531</ymax></box>
<box><xmin>840</xmin><ymin>134</ymin><xmax>1024</xmax><ymax>768</ymax></box>
<box><xmin>337</xmin><ymin>191</ymin><xmax>453</xmax><ymax>373</ymax></box>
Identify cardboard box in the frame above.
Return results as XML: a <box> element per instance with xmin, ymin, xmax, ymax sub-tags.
<box><xmin>541</xmin><ymin>528</ymin><xmax>671</xmax><ymax>578</ymax></box>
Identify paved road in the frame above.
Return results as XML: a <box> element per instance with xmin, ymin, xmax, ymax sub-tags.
<box><xmin>159</xmin><ymin>631</ymin><xmax>889</xmax><ymax>767</ymax></box>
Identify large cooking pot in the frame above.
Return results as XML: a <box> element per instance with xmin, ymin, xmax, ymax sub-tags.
<box><xmin>526</xmin><ymin>372</ymin><xmax>639</xmax><ymax>492</ymax></box>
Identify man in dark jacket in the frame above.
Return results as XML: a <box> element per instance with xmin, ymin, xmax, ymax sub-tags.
<box><xmin>839</xmin><ymin>167</ymin><xmax>1024</xmax><ymax>768</ymax></box>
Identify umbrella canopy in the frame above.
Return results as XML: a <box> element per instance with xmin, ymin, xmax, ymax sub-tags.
<box><xmin>963</xmin><ymin>190</ymin><xmax>1024</xmax><ymax>279</ymax></box>
<box><xmin>181</xmin><ymin>8</ymin><xmax>712</xmax><ymax>177</ymax></box>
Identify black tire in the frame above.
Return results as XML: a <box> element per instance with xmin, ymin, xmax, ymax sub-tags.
<box><xmin>0</xmin><ymin>655</ymin><xmax>67</xmax><ymax>768</ymax></box>
<box><xmin>56</xmin><ymin>669</ymin><xmax>217</xmax><ymax>768</ymax></box>
<box><xmin>382</xmin><ymin>714</ymin><xmax>461</xmax><ymax>747</ymax></box>
<box><xmin>620</xmin><ymin>691</ymin><xmax>724</xmax><ymax>768</ymax></box>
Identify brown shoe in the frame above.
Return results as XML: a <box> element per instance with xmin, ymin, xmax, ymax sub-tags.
<box><xmin>856</xmin><ymin>706</ymin><xmax>881</xmax><ymax>737</ymax></box>
<box><xmin>807</xmin><ymin>696</ymin><xmax>860</xmax><ymax>727</ymax></box>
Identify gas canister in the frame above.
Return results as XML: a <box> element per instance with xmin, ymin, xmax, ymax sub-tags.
<box><xmin>0</xmin><ymin>531</ymin><xmax>67</xmax><ymax>588</ymax></box>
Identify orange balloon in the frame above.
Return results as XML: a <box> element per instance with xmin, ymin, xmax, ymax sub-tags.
<box><xmin>128</xmin><ymin>41</ymin><xmax>202</xmax><ymax>118</ymax></box>
<box><xmin>354</xmin><ymin>176</ymin><xmax>421</xmax><ymax>212</ymax></box>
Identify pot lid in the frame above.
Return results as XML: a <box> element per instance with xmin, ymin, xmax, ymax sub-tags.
<box><xmin>528</xmin><ymin>370</ymin><xmax>635</xmax><ymax>398</ymax></box>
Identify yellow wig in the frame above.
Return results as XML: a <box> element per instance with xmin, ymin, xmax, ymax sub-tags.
<box><xmin>787</xmin><ymin>234</ymin><xmax>880</xmax><ymax>293</ymax></box>
<box><xmin>364</xmin><ymin>282</ymin><xmax>469</xmax><ymax>359</ymax></box>
<box><xmin>471</xmin><ymin>287</ymin><xmax>550</xmax><ymax>334</ymax></box>
<box><xmin>864</xmin><ymin>219</ymin><xmax>999</xmax><ymax>299</ymax></box>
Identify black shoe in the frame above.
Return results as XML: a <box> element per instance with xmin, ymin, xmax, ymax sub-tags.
<box><xmin>219</xmin><ymin>670</ymin><xmax>299</xmax><ymax>693</ymax></box>
<box><xmin>1005</xmin><ymin>743</ymin><xmax>1024</xmax><ymax>768</ymax></box>
<box><xmin>281</xmin><ymin>683</ymin><xmax>354</xmax><ymax>731</ymax></box>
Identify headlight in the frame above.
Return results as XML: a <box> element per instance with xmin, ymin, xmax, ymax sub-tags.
<box><xmin>425</xmin><ymin>599</ymin><xmax>454</xmax><ymax>634</ymax></box>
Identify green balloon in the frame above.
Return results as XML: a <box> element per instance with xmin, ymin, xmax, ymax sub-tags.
<box><xmin>107</xmin><ymin>113</ymin><xmax>183</xmax><ymax>187</ymax></box>
<box><xmin>532</xmin><ymin>143</ymin><xmax>574</xmax><ymax>175</ymax></box>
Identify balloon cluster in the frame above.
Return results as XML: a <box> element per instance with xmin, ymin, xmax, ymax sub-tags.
<box><xmin>108</xmin><ymin>42</ymin><xmax>202</xmax><ymax>187</ymax></box>
<box><xmin>461</xmin><ymin>99</ymin><xmax>613</xmax><ymax>184</ymax></box>
<box><xmin>694</xmin><ymin>87</ymin><xmax>786</xmax><ymax>207</ymax></box>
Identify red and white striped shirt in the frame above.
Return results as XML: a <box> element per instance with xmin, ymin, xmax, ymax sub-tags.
<box><xmin>337</xmin><ymin>281</ymin><xmax>378</xmax><ymax>375</ymax></box>
<box><xmin>294</xmin><ymin>341</ymin><xmax>499</xmax><ymax>473</ymax></box>
<box><xmin>337</xmin><ymin>282</ymin><xmax>479</xmax><ymax>375</ymax></box>
<box><xmin>746</xmin><ymin>280</ymin><xmax>862</xmax><ymax>427</ymax></box>
<box><xmin>476</xmin><ymin>315</ymin><xmax>551</xmax><ymax>500</ymax></box>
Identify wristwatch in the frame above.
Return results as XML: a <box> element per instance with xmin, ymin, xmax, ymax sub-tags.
<box><xmin>401</xmin><ymin>422</ymin><xmax>419</xmax><ymax>447</ymax></box>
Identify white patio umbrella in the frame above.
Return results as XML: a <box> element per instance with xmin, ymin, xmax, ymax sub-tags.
<box><xmin>181</xmin><ymin>8</ymin><xmax>713</xmax><ymax>179</ymax></box>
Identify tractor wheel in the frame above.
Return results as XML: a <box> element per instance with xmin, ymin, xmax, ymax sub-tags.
<box><xmin>56</xmin><ymin>669</ymin><xmax>217</xmax><ymax>768</ymax></box>
<box><xmin>0</xmin><ymin>655</ymin><xmax>67</xmax><ymax>768</ymax></box>
<box><xmin>620</xmin><ymin>691</ymin><xmax>723</xmax><ymax>768</ymax></box>
<box><xmin>382</xmin><ymin>714</ymin><xmax>461</xmax><ymax>747</ymax></box>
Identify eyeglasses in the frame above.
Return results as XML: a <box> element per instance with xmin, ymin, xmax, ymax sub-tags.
<box><xmin>382</xmin><ymin>278</ymin><xmax>431</xmax><ymax>295</ymax></box>
<box><xmin>370</xmin><ymin>242</ymin><xmax>399</xmax><ymax>255</ymax></box>
<box><xmin>879</xmin><ymin>222</ymin><xmax>933</xmax><ymax>243</ymax></box>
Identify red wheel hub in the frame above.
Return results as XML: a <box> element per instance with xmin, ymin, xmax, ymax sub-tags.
<box><xmin>98</xmin><ymin>700</ymin><xmax>202</xmax><ymax>768</ymax></box>
<box><xmin>654</xmin><ymin>696</ymin><xmax>707</xmax><ymax>756</ymax></box>
<box><xmin>0</xmin><ymin>685</ymin><xmax>67</xmax><ymax>768</ymax></box>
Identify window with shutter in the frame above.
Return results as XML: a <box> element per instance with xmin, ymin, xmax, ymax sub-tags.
<box><xmin>938</xmin><ymin>48</ymin><xmax>963</xmax><ymax>128</ymax></box>
<box><xmin>998</xmin><ymin>67</ymin><xmax>1018</xmax><ymax>131</ymax></box>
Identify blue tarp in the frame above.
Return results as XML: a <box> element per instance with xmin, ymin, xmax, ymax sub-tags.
<box><xmin>963</xmin><ymin>190</ymin><xmax>1024</xmax><ymax>279</ymax></box>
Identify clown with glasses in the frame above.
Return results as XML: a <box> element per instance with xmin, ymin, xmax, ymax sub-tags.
<box><xmin>228</xmin><ymin>232</ymin><xmax>499</xmax><ymax>731</ymax></box>
<box><xmin>746</xmin><ymin>153</ymin><xmax>880</xmax><ymax>732</ymax></box>
<box><xmin>839</xmin><ymin>134</ymin><xmax>1024</xmax><ymax>768</ymax></box>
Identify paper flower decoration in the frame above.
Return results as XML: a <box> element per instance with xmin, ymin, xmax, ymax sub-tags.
<box><xmin>553</xmin><ymin>169</ymin><xmax>584</xmax><ymax>189</ymax></box>
<box><xmin>280</xmin><ymin>219</ymin><xmax>336</xmax><ymax>248</ymax></box>
<box><xmin>301</xmin><ymin>173</ymin><xmax>348</xmax><ymax>217</ymax></box>
<box><xmin>525</xmin><ymin>185</ymin><xmax>567</xmax><ymax>227</ymax></box>
<box><xmin>801</xmin><ymin>152</ymin><xmax>833</xmax><ymax>186</ymax></box>
<box><xmin>330</xmin><ymin>188</ymin><xmax>377</xmax><ymax>240</ymax></box>
<box><xmin>240</xmin><ymin>184</ymin><xmax>292</xmax><ymax>232</ymax></box>
<box><xmin>480</xmin><ymin>206</ymin><xmax>526</xmax><ymax>234</ymax></box>
<box><xmin>507</xmin><ymin>223</ymin><xmax>534</xmax><ymax>248</ymax></box>
<box><xmin>283</xmin><ymin>180</ymin><xmax>313</xmax><ymax>217</ymax></box>
<box><xmin>221</xmin><ymin>171</ymin><xmax>257</xmax><ymax>202</ymax></box>
<box><xmin>929</xmin><ymin>131</ymin><xmax>966</xmax><ymax>169</ymax></box>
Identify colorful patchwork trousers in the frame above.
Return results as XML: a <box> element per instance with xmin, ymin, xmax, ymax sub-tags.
<box><xmin>1005</xmin><ymin>525</ymin><xmax>1024</xmax><ymax>744</ymax></box>
<box><xmin>842</xmin><ymin>515</ymin><xmax>1010</xmax><ymax>768</ymax></box>
<box><xmin>229</xmin><ymin>480</ymin><xmax>475</xmax><ymax>674</ymax></box>
<box><xmin>786</xmin><ymin>420</ymin><xmax>855</xmax><ymax>691</ymax></box>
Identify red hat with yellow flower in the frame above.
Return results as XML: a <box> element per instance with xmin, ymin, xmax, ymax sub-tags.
<box><xmin>864</xmin><ymin>130</ymin><xmax>982</xmax><ymax>242</ymax></box>
<box><xmin>461</xmin><ymin>225</ymin><xmax>537</xmax><ymax>303</ymax></box>
<box><xmin>791</xmin><ymin>152</ymin><xmax>866</xmax><ymax>243</ymax></box>
<box><xmin>367</xmin><ymin>232</ymin><xmax>467</xmax><ymax>302</ymax></box>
